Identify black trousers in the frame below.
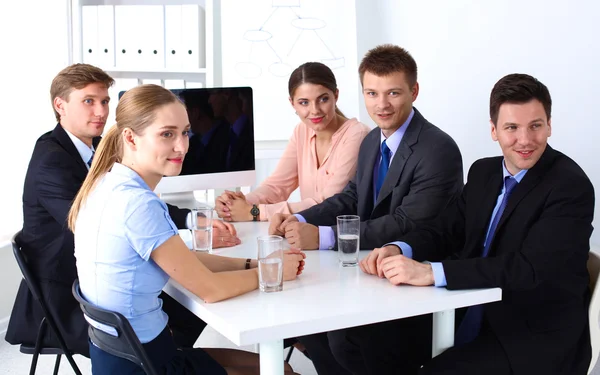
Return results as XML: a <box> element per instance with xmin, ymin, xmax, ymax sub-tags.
<box><xmin>89</xmin><ymin>326</ymin><xmax>226</xmax><ymax>374</ymax></box>
<box><xmin>331</xmin><ymin>314</ymin><xmax>432</xmax><ymax>375</ymax></box>
<box><xmin>297</xmin><ymin>333</ymin><xmax>351</xmax><ymax>375</ymax></box>
<box><xmin>419</xmin><ymin>322</ymin><xmax>512</xmax><ymax>375</ymax></box>
<box><xmin>160</xmin><ymin>291</ymin><xmax>207</xmax><ymax>348</ymax></box>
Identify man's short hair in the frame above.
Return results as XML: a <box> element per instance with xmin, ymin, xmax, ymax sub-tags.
<box><xmin>50</xmin><ymin>64</ymin><xmax>115</xmax><ymax>122</ymax></box>
<box><xmin>490</xmin><ymin>73</ymin><xmax>552</xmax><ymax>125</ymax></box>
<box><xmin>358</xmin><ymin>44</ymin><xmax>418</xmax><ymax>87</ymax></box>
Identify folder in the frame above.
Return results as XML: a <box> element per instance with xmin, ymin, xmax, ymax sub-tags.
<box><xmin>164</xmin><ymin>79</ymin><xmax>185</xmax><ymax>89</ymax></box>
<box><xmin>181</xmin><ymin>5</ymin><xmax>206</xmax><ymax>69</ymax></box>
<box><xmin>96</xmin><ymin>5</ymin><xmax>115</xmax><ymax>69</ymax></box>
<box><xmin>115</xmin><ymin>5</ymin><xmax>137</xmax><ymax>69</ymax></box>
<box><xmin>165</xmin><ymin>5</ymin><xmax>183</xmax><ymax>70</ymax></box>
<box><xmin>137</xmin><ymin>5</ymin><xmax>165</xmax><ymax>69</ymax></box>
<box><xmin>184</xmin><ymin>81</ymin><xmax>204</xmax><ymax>89</ymax></box>
<box><xmin>82</xmin><ymin>6</ymin><xmax>98</xmax><ymax>65</ymax></box>
<box><xmin>142</xmin><ymin>79</ymin><xmax>162</xmax><ymax>86</ymax></box>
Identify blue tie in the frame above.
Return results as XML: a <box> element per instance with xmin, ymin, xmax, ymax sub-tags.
<box><xmin>375</xmin><ymin>140</ymin><xmax>391</xmax><ymax>199</ymax></box>
<box><xmin>87</xmin><ymin>150</ymin><xmax>95</xmax><ymax>168</ymax></box>
<box><xmin>455</xmin><ymin>176</ymin><xmax>518</xmax><ymax>346</ymax></box>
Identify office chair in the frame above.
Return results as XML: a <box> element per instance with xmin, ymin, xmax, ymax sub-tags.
<box><xmin>11</xmin><ymin>231</ymin><xmax>82</xmax><ymax>375</ymax></box>
<box><xmin>72</xmin><ymin>279</ymin><xmax>159</xmax><ymax>375</ymax></box>
<box><xmin>587</xmin><ymin>251</ymin><xmax>600</xmax><ymax>374</ymax></box>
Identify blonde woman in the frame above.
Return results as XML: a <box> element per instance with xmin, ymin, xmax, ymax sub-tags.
<box><xmin>68</xmin><ymin>84</ymin><xmax>304</xmax><ymax>375</ymax></box>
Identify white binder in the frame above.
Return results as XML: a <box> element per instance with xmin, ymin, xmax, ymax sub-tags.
<box><xmin>82</xmin><ymin>6</ymin><xmax>98</xmax><ymax>65</ymax></box>
<box><xmin>96</xmin><ymin>5</ymin><xmax>115</xmax><ymax>69</ymax></box>
<box><xmin>164</xmin><ymin>5</ymin><xmax>183</xmax><ymax>70</ymax></box>
<box><xmin>164</xmin><ymin>79</ymin><xmax>185</xmax><ymax>89</ymax></box>
<box><xmin>137</xmin><ymin>5</ymin><xmax>165</xmax><ymax>70</ymax></box>
<box><xmin>114</xmin><ymin>5</ymin><xmax>137</xmax><ymax>69</ymax></box>
<box><xmin>181</xmin><ymin>5</ymin><xmax>206</xmax><ymax>70</ymax></box>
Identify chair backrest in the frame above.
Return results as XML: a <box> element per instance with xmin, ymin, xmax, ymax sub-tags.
<box><xmin>71</xmin><ymin>280</ymin><xmax>159</xmax><ymax>375</ymax></box>
<box><xmin>587</xmin><ymin>251</ymin><xmax>600</xmax><ymax>374</ymax></box>
<box><xmin>11</xmin><ymin>231</ymin><xmax>72</xmax><ymax>352</ymax></box>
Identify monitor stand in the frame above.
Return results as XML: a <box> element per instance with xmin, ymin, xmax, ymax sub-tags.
<box><xmin>159</xmin><ymin>190</ymin><xmax>214</xmax><ymax>210</ymax></box>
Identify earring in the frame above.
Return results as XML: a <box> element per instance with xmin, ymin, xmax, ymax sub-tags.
<box><xmin>295</xmin><ymin>111</ymin><xmax>297</xmax><ymax>115</ymax></box>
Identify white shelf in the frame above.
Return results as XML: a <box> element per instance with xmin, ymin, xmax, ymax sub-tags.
<box><xmin>80</xmin><ymin>0</ymin><xmax>207</xmax><ymax>5</ymax></box>
<box><xmin>104</xmin><ymin>68</ymin><xmax>207</xmax><ymax>80</ymax></box>
<box><xmin>70</xmin><ymin>0</ymin><xmax>221</xmax><ymax>87</ymax></box>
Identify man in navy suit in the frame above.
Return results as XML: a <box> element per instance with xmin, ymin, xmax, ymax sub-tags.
<box><xmin>5</xmin><ymin>64</ymin><xmax>239</xmax><ymax>356</ymax></box>
<box><xmin>357</xmin><ymin>73</ymin><xmax>593</xmax><ymax>374</ymax></box>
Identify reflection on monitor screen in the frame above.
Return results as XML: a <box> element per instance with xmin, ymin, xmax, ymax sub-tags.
<box><xmin>118</xmin><ymin>86</ymin><xmax>256</xmax><ymax>195</ymax></box>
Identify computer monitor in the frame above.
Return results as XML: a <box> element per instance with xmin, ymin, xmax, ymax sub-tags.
<box><xmin>118</xmin><ymin>87</ymin><xmax>256</xmax><ymax>196</ymax></box>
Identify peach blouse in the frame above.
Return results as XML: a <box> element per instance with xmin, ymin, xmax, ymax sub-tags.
<box><xmin>246</xmin><ymin>118</ymin><xmax>370</xmax><ymax>221</ymax></box>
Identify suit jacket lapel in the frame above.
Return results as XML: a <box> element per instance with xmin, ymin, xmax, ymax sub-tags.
<box><xmin>374</xmin><ymin>108</ymin><xmax>423</xmax><ymax>209</ymax></box>
<box><xmin>358</xmin><ymin>130</ymin><xmax>379</xmax><ymax>216</ymax></box>
<box><xmin>490</xmin><ymin>146</ymin><xmax>556</xmax><ymax>249</ymax></box>
<box><xmin>467</xmin><ymin>168</ymin><xmax>504</xmax><ymax>258</ymax></box>
<box><xmin>52</xmin><ymin>124</ymin><xmax>89</xmax><ymax>174</ymax></box>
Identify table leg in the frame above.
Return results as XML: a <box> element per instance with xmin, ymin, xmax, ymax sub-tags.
<box><xmin>432</xmin><ymin>309</ymin><xmax>455</xmax><ymax>357</ymax></box>
<box><xmin>259</xmin><ymin>339</ymin><xmax>284</xmax><ymax>375</ymax></box>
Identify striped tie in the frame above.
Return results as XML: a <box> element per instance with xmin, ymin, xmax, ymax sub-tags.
<box><xmin>87</xmin><ymin>150</ymin><xmax>95</xmax><ymax>168</ymax></box>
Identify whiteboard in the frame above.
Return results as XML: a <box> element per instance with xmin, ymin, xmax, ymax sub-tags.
<box><xmin>220</xmin><ymin>0</ymin><xmax>360</xmax><ymax>141</ymax></box>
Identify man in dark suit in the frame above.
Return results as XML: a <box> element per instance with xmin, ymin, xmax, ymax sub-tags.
<box><xmin>5</xmin><ymin>64</ymin><xmax>239</xmax><ymax>357</ymax></box>
<box><xmin>269</xmin><ymin>45</ymin><xmax>464</xmax><ymax>374</ymax></box>
<box><xmin>359</xmin><ymin>73</ymin><xmax>593</xmax><ymax>375</ymax></box>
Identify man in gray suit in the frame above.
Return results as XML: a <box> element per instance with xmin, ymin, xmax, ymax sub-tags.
<box><xmin>270</xmin><ymin>45</ymin><xmax>464</xmax><ymax>374</ymax></box>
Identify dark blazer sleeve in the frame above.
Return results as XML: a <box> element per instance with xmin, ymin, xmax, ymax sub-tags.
<box><xmin>443</xmin><ymin>168</ymin><xmax>594</xmax><ymax>292</ymax></box>
<box><xmin>166</xmin><ymin>204</ymin><xmax>191</xmax><ymax>229</ymax></box>
<box><xmin>35</xmin><ymin>149</ymin><xmax>86</xmax><ymax>226</ymax></box>
<box><xmin>299</xmin><ymin>176</ymin><xmax>359</xmax><ymax>226</ymax></box>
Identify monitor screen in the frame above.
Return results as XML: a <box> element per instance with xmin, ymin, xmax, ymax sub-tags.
<box><xmin>118</xmin><ymin>86</ymin><xmax>256</xmax><ymax>195</ymax></box>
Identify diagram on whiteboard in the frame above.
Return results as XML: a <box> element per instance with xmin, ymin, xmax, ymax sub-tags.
<box><xmin>235</xmin><ymin>0</ymin><xmax>345</xmax><ymax>79</ymax></box>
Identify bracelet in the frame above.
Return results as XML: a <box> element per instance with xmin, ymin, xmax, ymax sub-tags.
<box><xmin>245</xmin><ymin>258</ymin><xmax>252</xmax><ymax>270</ymax></box>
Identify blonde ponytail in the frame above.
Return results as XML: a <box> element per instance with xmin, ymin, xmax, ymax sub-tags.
<box><xmin>68</xmin><ymin>124</ymin><xmax>123</xmax><ymax>231</ymax></box>
<box><xmin>67</xmin><ymin>84</ymin><xmax>182</xmax><ymax>231</ymax></box>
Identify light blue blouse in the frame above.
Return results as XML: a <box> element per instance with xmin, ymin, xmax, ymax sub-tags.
<box><xmin>74</xmin><ymin>163</ymin><xmax>179</xmax><ymax>343</ymax></box>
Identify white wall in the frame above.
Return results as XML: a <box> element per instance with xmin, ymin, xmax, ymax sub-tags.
<box><xmin>0</xmin><ymin>1</ymin><xmax>69</xmax><ymax>244</ymax></box>
<box><xmin>0</xmin><ymin>0</ymin><xmax>69</xmax><ymax>329</ymax></box>
<box><xmin>355</xmin><ymin>0</ymin><xmax>600</xmax><ymax>244</ymax></box>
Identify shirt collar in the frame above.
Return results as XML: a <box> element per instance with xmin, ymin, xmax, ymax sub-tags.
<box><xmin>502</xmin><ymin>159</ymin><xmax>528</xmax><ymax>182</ymax></box>
<box><xmin>63</xmin><ymin>127</ymin><xmax>95</xmax><ymax>168</ymax></box>
<box><xmin>379</xmin><ymin>108</ymin><xmax>415</xmax><ymax>155</ymax></box>
<box><xmin>111</xmin><ymin>163</ymin><xmax>152</xmax><ymax>191</ymax></box>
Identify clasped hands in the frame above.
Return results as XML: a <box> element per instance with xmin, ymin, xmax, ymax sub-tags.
<box><xmin>268</xmin><ymin>213</ymin><xmax>320</xmax><ymax>250</ymax></box>
<box><xmin>215</xmin><ymin>190</ymin><xmax>254</xmax><ymax>222</ymax></box>
<box><xmin>360</xmin><ymin>245</ymin><xmax>434</xmax><ymax>286</ymax></box>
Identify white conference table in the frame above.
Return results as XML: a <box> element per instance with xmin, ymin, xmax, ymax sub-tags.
<box><xmin>164</xmin><ymin>222</ymin><xmax>501</xmax><ymax>375</ymax></box>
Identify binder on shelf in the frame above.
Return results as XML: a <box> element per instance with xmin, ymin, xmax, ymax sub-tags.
<box><xmin>181</xmin><ymin>5</ymin><xmax>206</xmax><ymax>70</ymax></box>
<box><xmin>142</xmin><ymin>79</ymin><xmax>162</xmax><ymax>86</ymax></box>
<box><xmin>165</xmin><ymin>5</ymin><xmax>183</xmax><ymax>70</ymax></box>
<box><xmin>97</xmin><ymin>5</ymin><xmax>115</xmax><ymax>69</ymax></box>
<box><xmin>138</xmin><ymin>5</ymin><xmax>165</xmax><ymax>70</ymax></box>
<box><xmin>82</xmin><ymin>5</ymin><xmax>98</xmax><ymax>65</ymax></box>
<box><xmin>114</xmin><ymin>5</ymin><xmax>138</xmax><ymax>69</ymax></box>
<box><xmin>184</xmin><ymin>81</ymin><xmax>204</xmax><ymax>89</ymax></box>
<box><xmin>164</xmin><ymin>79</ymin><xmax>185</xmax><ymax>89</ymax></box>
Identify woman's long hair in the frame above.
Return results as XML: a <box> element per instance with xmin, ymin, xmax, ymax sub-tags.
<box><xmin>288</xmin><ymin>62</ymin><xmax>346</xmax><ymax>118</ymax></box>
<box><xmin>67</xmin><ymin>84</ymin><xmax>181</xmax><ymax>231</ymax></box>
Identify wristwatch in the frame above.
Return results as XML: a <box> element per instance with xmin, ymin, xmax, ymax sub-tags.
<box><xmin>250</xmin><ymin>204</ymin><xmax>260</xmax><ymax>222</ymax></box>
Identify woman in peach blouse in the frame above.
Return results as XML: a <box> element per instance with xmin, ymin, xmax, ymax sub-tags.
<box><xmin>215</xmin><ymin>62</ymin><xmax>370</xmax><ymax>222</ymax></box>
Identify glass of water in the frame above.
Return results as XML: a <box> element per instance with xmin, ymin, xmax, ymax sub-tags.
<box><xmin>191</xmin><ymin>207</ymin><xmax>213</xmax><ymax>253</ymax></box>
<box><xmin>337</xmin><ymin>215</ymin><xmax>360</xmax><ymax>267</ymax></box>
<box><xmin>257</xmin><ymin>235</ymin><xmax>284</xmax><ymax>292</ymax></box>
